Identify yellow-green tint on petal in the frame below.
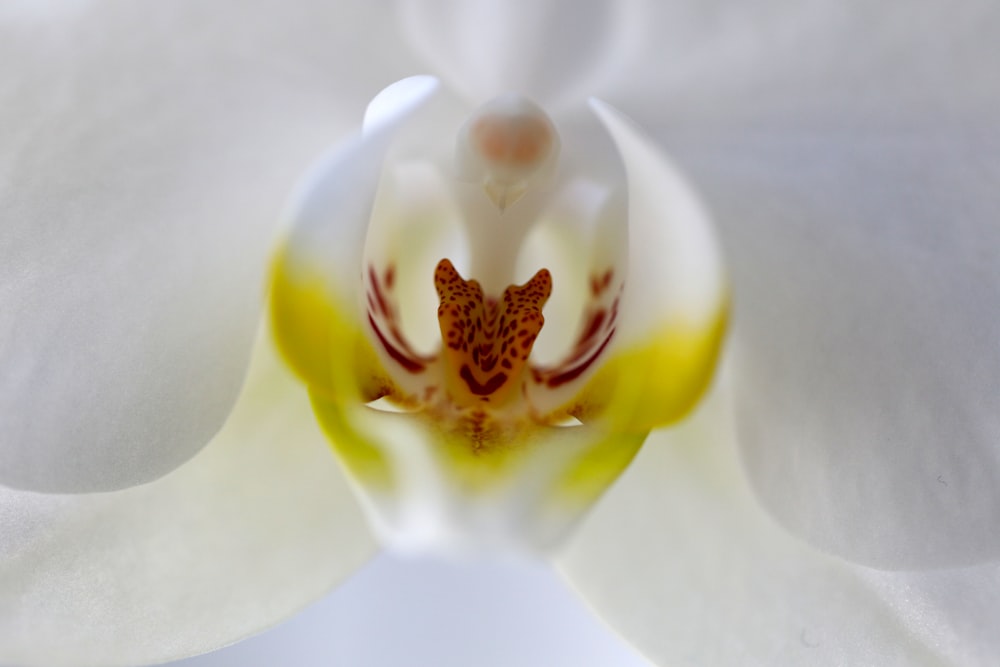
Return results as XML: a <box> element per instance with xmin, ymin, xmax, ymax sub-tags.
<box><xmin>306</xmin><ymin>397</ymin><xmax>652</xmax><ymax>553</ymax></box>
<box><xmin>548</xmin><ymin>429</ymin><xmax>647</xmax><ymax>508</ymax></box>
<box><xmin>584</xmin><ymin>98</ymin><xmax>729</xmax><ymax>431</ymax></box>
<box><xmin>309</xmin><ymin>392</ymin><xmax>395</xmax><ymax>491</ymax></box>
<box><xmin>309</xmin><ymin>390</ymin><xmax>590</xmax><ymax>498</ymax></box>
<box><xmin>269</xmin><ymin>245</ymin><xmax>395</xmax><ymax>403</ymax></box>
<box><xmin>572</xmin><ymin>300</ymin><xmax>729</xmax><ymax>432</ymax></box>
<box><xmin>428</xmin><ymin>414</ymin><xmax>540</xmax><ymax>493</ymax></box>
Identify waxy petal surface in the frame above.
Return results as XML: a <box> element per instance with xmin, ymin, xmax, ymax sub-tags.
<box><xmin>668</xmin><ymin>132</ymin><xmax>1000</xmax><ymax>569</ymax></box>
<box><xmin>0</xmin><ymin>0</ymin><xmax>409</xmax><ymax>491</ymax></box>
<box><xmin>596</xmin><ymin>2</ymin><xmax>1000</xmax><ymax>135</ymax></box>
<box><xmin>271</xmin><ymin>76</ymin><xmax>446</xmax><ymax>400</ymax></box>
<box><xmin>559</xmin><ymin>386</ymin><xmax>1000</xmax><ymax>666</ymax></box>
<box><xmin>0</xmin><ymin>331</ymin><xmax>375</xmax><ymax>667</ymax></box>
<box><xmin>586</xmin><ymin>0</ymin><xmax>1000</xmax><ymax>569</ymax></box>
<box><xmin>566</xmin><ymin>100</ymin><xmax>727</xmax><ymax>432</ymax></box>
<box><xmin>398</xmin><ymin>0</ymin><xmax>643</xmax><ymax>109</ymax></box>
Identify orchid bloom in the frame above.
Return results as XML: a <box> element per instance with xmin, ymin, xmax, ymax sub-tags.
<box><xmin>269</xmin><ymin>72</ymin><xmax>727</xmax><ymax>554</ymax></box>
<box><xmin>2</xmin><ymin>1</ymin><xmax>999</xmax><ymax>666</ymax></box>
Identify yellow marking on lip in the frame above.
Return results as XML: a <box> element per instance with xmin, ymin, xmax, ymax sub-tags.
<box><xmin>571</xmin><ymin>300</ymin><xmax>730</xmax><ymax>432</ymax></box>
<box><xmin>269</xmin><ymin>245</ymin><xmax>396</xmax><ymax>403</ymax></box>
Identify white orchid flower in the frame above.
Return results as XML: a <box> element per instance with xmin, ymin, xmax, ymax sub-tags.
<box><xmin>2</xmin><ymin>1</ymin><xmax>999</xmax><ymax>666</ymax></box>
<box><xmin>268</xmin><ymin>72</ymin><xmax>727</xmax><ymax>552</ymax></box>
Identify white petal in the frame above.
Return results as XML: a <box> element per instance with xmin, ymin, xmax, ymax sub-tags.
<box><xmin>282</xmin><ymin>75</ymin><xmax>446</xmax><ymax>299</ymax></box>
<box><xmin>589</xmin><ymin>99</ymin><xmax>726</xmax><ymax>347</ymax></box>
<box><xmin>365</xmin><ymin>161</ymin><xmax>469</xmax><ymax>355</ymax></box>
<box><xmin>660</xmin><ymin>133</ymin><xmax>1000</xmax><ymax>569</ymax></box>
<box><xmin>271</xmin><ymin>76</ymin><xmax>451</xmax><ymax>398</ymax></box>
<box><xmin>558</xmin><ymin>384</ymin><xmax>1000</xmax><ymax>666</ymax></box>
<box><xmin>397</xmin><ymin>0</ymin><xmax>644</xmax><ymax>109</ymax></box>
<box><xmin>515</xmin><ymin>177</ymin><xmax>618</xmax><ymax>366</ymax></box>
<box><xmin>0</xmin><ymin>0</ymin><xmax>409</xmax><ymax>492</ymax></box>
<box><xmin>598</xmin><ymin>3</ymin><xmax>1000</xmax><ymax>133</ymax></box>
<box><xmin>572</xmin><ymin>0</ymin><xmax>1000</xmax><ymax>568</ymax></box>
<box><xmin>550</xmin><ymin>101</ymin><xmax>727</xmax><ymax>431</ymax></box>
<box><xmin>0</xmin><ymin>330</ymin><xmax>376</xmax><ymax>667</ymax></box>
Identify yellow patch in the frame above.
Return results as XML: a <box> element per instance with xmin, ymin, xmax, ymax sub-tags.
<box><xmin>571</xmin><ymin>300</ymin><xmax>729</xmax><ymax>432</ymax></box>
<box><xmin>309</xmin><ymin>392</ymin><xmax>396</xmax><ymax>491</ymax></box>
<box><xmin>268</xmin><ymin>241</ymin><xmax>727</xmax><ymax>518</ymax></box>
<box><xmin>550</xmin><ymin>428</ymin><xmax>647</xmax><ymax>506</ymax></box>
<box><xmin>269</xmin><ymin>246</ymin><xmax>394</xmax><ymax>402</ymax></box>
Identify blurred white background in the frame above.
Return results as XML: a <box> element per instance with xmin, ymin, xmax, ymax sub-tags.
<box><xmin>165</xmin><ymin>553</ymin><xmax>651</xmax><ymax>667</ymax></box>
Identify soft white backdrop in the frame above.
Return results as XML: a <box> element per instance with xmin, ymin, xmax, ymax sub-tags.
<box><xmin>165</xmin><ymin>554</ymin><xmax>651</xmax><ymax>667</ymax></box>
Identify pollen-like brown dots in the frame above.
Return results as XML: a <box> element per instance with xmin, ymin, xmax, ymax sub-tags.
<box><xmin>435</xmin><ymin>259</ymin><xmax>552</xmax><ymax>407</ymax></box>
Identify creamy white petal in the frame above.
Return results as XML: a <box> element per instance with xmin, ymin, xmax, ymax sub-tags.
<box><xmin>589</xmin><ymin>99</ymin><xmax>726</xmax><ymax>347</ymax></box>
<box><xmin>270</xmin><ymin>76</ymin><xmax>456</xmax><ymax>401</ymax></box>
<box><xmin>0</xmin><ymin>0</ymin><xmax>410</xmax><ymax>492</ymax></box>
<box><xmin>365</xmin><ymin>160</ymin><xmax>469</xmax><ymax>356</ymax></box>
<box><xmin>657</xmin><ymin>132</ymin><xmax>1000</xmax><ymax>569</ymax></box>
<box><xmin>0</xmin><ymin>330</ymin><xmax>376</xmax><ymax>667</ymax></box>
<box><xmin>397</xmin><ymin>0</ymin><xmax>644</xmax><ymax>110</ymax></box>
<box><xmin>281</xmin><ymin>75</ymin><xmax>446</xmax><ymax>305</ymax></box>
<box><xmin>600</xmin><ymin>1</ymin><xmax>1000</xmax><ymax>569</ymax></box>
<box><xmin>597</xmin><ymin>2</ymin><xmax>1000</xmax><ymax>134</ymax></box>
<box><xmin>514</xmin><ymin>177</ymin><xmax>619</xmax><ymax>366</ymax></box>
<box><xmin>543</xmin><ymin>100</ymin><xmax>727</xmax><ymax>432</ymax></box>
<box><xmin>558</xmin><ymin>384</ymin><xmax>1000</xmax><ymax>667</ymax></box>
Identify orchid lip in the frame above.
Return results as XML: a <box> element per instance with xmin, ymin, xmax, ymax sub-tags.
<box><xmin>361</xmin><ymin>251</ymin><xmax>623</xmax><ymax>432</ymax></box>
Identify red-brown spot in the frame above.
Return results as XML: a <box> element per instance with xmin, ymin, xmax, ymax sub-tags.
<box><xmin>532</xmin><ymin>272</ymin><xmax>623</xmax><ymax>391</ymax></box>
<box><xmin>369</xmin><ymin>266</ymin><xmax>390</xmax><ymax>318</ymax></box>
<box><xmin>546</xmin><ymin>329</ymin><xmax>616</xmax><ymax>388</ymax></box>
<box><xmin>459</xmin><ymin>365</ymin><xmax>509</xmax><ymax>396</ymax></box>
<box><xmin>368</xmin><ymin>314</ymin><xmax>425</xmax><ymax>373</ymax></box>
<box><xmin>578</xmin><ymin>310</ymin><xmax>606</xmax><ymax>346</ymax></box>
<box><xmin>366</xmin><ymin>263</ymin><xmax>432</xmax><ymax>374</ymax></box>
<box><xmin>590</xmin><ymin>268</ymin><xmax>614</xmax><ymax>296</ymax></box>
